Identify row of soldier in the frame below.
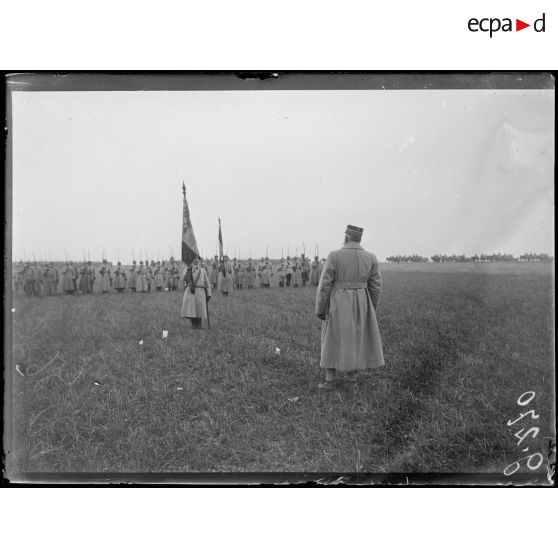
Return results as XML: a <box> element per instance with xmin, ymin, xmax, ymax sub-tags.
<box><xmin>13</xmin><ymin>255</ymin><xmax>326</xmax><ymax>296</ymax></box>
<box><xmin>211</xmin><ymin>255</ymin><xmax>324</xmax><ymax>294</ymax></box>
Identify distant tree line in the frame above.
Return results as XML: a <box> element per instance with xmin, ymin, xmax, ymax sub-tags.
<box><xmin>386</xmin><ymin>253</ymin><xmax>553</xmax><ymax>263</ymax></box>
<box><xmin>518</xmin><ymin>252</ymin><xmax>553</xmax><ymax>262</ymax></box>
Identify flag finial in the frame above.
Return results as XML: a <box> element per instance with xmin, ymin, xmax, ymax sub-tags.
<box><xmin>182</xmin><ymin>181</ymin><xmax>186</xmax><ymax>198</ymax></box>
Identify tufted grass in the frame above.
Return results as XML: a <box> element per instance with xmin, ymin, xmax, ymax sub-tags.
<box><xmin>6</xmin><ymin>263</ymin><xmax>554</xmax><ymax>477</ymax></box>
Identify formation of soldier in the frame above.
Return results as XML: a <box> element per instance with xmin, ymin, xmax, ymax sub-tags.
<box><xmin>12</xmin><ymin>254</ymin><xmax>326</xmax><ymax>297</ymax></box>
<box><xmin>208</xmin><ymin>254</ymin><xmax>325</xmax><ymax>293</ymax></box>
<box><xmin>12</xmin><ymin>257</ymin><xmax>182</xmax><ymax>297</ymax></box>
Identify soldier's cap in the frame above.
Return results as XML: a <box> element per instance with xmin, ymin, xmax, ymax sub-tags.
<box><xmin>140</xmin><ymin>260</ymin><xmax>144</xmax><ymax>264</ymax></box>
<box><xmin>346</xmin><ymin>224</ymin><xmax>364</xmax><ymax>241</ymax></box>
<box><xmin>133</xmin><ymin>260</ymin><xmax>137</xmax><ymax>263</ymax></box>
<box><xmin>117</xmin><ymin>261</ymin><xmax>121</xmax><ymax>265</ymax></box>
<box><xmin>87</xmin><ymin>261</ymin><xmax>92</xmax><ymax>264</ymax></box>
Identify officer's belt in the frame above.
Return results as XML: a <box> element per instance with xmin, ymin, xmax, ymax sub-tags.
<box><xmin>332</xmin><ymin>281</ymin><xmax>368</xmax><ymax>289</ymax></box>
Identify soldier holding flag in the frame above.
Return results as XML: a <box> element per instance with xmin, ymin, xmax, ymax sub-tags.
<box><xmin>181</xmin><ymin>182</ymin><xmax>211</xmax><ymax>328</ymax></box>
<box><xmin>181</xmin><ymin>258</ymin><xmax>211</xmax><ymax>329</ymax></box>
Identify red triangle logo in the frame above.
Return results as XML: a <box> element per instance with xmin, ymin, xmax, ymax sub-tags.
<box><xmin>516</xmin><ymin>19</ymin><xmax>530</xmax><ymax>31</ymax></box>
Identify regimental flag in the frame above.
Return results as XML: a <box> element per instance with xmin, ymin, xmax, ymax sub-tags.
<box><xmin>218</xmin><ymin>218</ymin><xmax>224</xmax><ymax>259</ymax></box>
<box><xmin>181</xmin><ymin>182</ymin><xmax>200</xmax><ymax>265</ymax></box>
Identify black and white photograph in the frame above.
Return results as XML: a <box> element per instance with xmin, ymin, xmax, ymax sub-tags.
<box><xmin>3</xmin><ymin>72</ymin><xmax>555</xmax><ymax>484</ymax></box>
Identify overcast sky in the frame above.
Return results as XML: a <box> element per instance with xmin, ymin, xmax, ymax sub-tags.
<box><xmin>11</xmin><ymin>88</ymin><xmax>554</xmax><ymax>263</ymax></box>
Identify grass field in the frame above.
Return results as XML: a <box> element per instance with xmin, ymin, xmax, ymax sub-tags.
<box><xmin>6</xmin><ymin>263</ymin><xmax>555</xmax><ymax>477</ymax></box>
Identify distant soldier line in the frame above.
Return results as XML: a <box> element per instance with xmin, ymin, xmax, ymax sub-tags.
<box><xmin>11</xmin><ymin>254</ymin><xmax>327</xmax><ymax>297</ymax></box>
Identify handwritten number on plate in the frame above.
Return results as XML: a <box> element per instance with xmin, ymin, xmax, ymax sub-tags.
<box><xmin>507</xmin><ymin>409</ymin><xmax>540</xmax><ymax>427</ymax></box>
<box><xmin>514</xmin><ymin>427</ymin><xmax>540</xmax><ymax>446</ymax></box>
<box><xmin>517</xmin><ymin>391</ymin><xmax>536</xmax><ymax>407</ymax></box>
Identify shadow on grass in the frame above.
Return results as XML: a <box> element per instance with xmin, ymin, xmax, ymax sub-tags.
<box><xmin>377</xmin><ymin>323</ymin><xmax>460</xmax><ymax>461</ymax></box>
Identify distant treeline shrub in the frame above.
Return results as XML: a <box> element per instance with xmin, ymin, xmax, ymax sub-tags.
<box><xmin>386</xmin><ymin>255</ymin><xmax>429</xmax><ymax>263</ymax></box>
<box><xmin>385</xmin><ymin>253</ymin><xmax>553</xmax><ymax>263</ymax></box>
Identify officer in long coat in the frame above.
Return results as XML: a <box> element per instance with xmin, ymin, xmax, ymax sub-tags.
<box><xmin>315</xmin><ymin>225</ymin><xmax>384</xmax><ymax>390</ymax></box>
<box><xmin>181</xmin><ymin>259</ymin><xmax>211</xmax><ymax>329</ymax></box>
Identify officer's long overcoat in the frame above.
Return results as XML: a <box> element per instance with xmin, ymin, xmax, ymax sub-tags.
<box><xmin>315</xmin><ymin>242</ymin><xmax>384</xmax><ymax>372</ymax></box>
